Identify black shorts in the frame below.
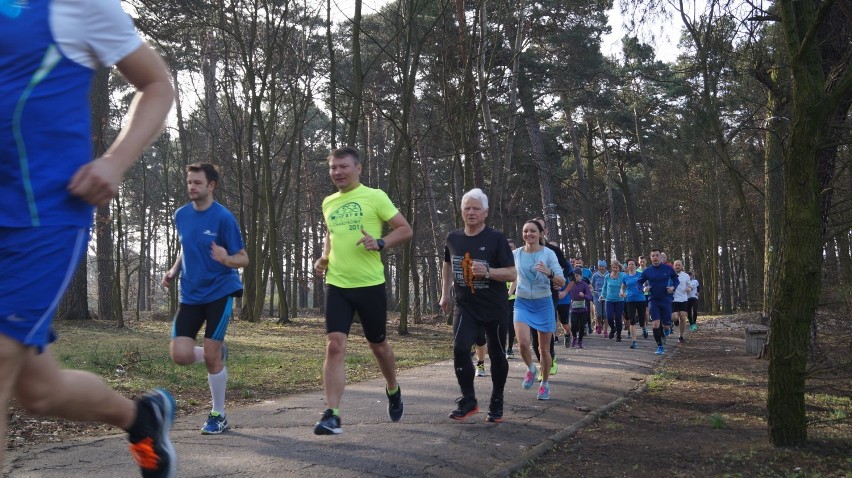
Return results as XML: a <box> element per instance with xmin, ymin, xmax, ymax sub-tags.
<box><xmin>672</xmin><ymin>301</ymin><xmax>688</xmax><ymax>313</ymax></box>
<box><xmin>173</xmin><ymin>295</ymin><xmax>233</xmax><ymax>341</ymax></box>
<box><xmin>325</xmin><ymin>284</ymin><xmax>388</xmax><ymax>343</ymax></box>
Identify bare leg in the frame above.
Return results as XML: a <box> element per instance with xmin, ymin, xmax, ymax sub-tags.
<box><xmin>514</xmin><ymin>322</ymin><xmax>533</xmax><ymax>369</ymax></box>
<box><xmin>368</xmin><ymin>340</ymin><xmax>398</xmax><ymax>391</ymax></box>
<box><xmin>538</xmin><ymin>331</ymin><xmax>553</xmax><ymax>382</ymax></box>
<box><xmin>323</xmin><ymin>332</ymin><xmax>348</xmax><ymax>409</ymax></box>
<box><xmin>2</xmin><ymin>336</ymin><xmax>135</xmax><ymax>468</ymax></box>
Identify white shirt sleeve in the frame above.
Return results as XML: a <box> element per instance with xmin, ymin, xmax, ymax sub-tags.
<box><xmin>51</xmin><ymin>0</ymin><xmax>143</xmax><ymax>70</ymax></box>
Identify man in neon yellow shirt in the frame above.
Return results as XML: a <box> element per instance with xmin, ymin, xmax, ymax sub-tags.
<box><xmin>313</xmin><ymin>147</ymin><xmax>412</xmax><ymax>435</ymax></box>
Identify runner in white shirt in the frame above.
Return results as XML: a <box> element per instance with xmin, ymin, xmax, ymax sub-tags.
<box><xmin>671</xmin><ymin>260</ymin><xmax>691</xmax><ymax>343</ymax></box>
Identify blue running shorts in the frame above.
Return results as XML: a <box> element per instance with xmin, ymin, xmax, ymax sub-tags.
<box><xmin>0</xmin><ymin>226</ymin><xmax>89</xmax><ymax>352</ymax></box>
<box><xmin>648</xmin><ymin>299</ymin><xmax>673</xmax><ymax>327</ymax></box>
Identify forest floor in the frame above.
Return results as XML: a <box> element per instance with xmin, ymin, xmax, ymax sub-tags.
<box><xmin>517</xmin><ymin>309</ymin><xmax>852</xmax><ymax>478</ymax></box>
<box><xmin>5</xmin><ymin>304</ymin><xmax>851</xmax><ymax>477</ymax></box>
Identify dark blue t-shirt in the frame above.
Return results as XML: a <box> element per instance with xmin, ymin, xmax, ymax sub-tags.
<box><xmin>175</xmin><ymin>201</ymin><xmax>245</xmax><ymax>304</ymax></box>
<box><xmin>638</xmin><ymin>263</ymin><xmax>679</xmax><ymax>302</ymax></box>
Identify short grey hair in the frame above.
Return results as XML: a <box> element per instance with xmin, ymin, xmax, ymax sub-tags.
<box><xmin>461</xmin><ymin>188</ymin><xmax>489</xmax><ymax>210</ymax></box>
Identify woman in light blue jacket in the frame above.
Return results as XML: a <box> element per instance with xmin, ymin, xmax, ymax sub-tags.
<box><xmin>512</xmin><ymin>220</ymin><xmax>565</xmax><ymax>401</ymax></box>
<box><xmin>600</xmin><ymin>260</ymin><xmax>626</xmax><ymax>341</ymax></box>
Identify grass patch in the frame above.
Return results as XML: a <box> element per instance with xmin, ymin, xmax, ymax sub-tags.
<box><xmin>49</xmin><ymin>313</ymin><xmax>453</xmax><ymax>412</ymax></box>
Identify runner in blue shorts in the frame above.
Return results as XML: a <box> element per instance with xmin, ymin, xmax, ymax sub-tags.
<box><xmin>1</xmin><ymin>1</ymin><xmax>175</xmax><ymax>475</ymax></box>
<box><xmin>638</xmin><ymin>249</ymin><xmax>679</xmax><ymax>355</ymax></box>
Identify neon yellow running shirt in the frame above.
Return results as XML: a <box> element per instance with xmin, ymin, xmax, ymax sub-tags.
<box><xmin>322</xmin><ymin>185</ymin><xmax>399</xmax><ymax>288</ymax></box>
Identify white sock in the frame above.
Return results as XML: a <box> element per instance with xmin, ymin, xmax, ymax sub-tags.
<box><xmin>193</xmin><ymin>346</ymin><xmax>204</xmax><ymax>364</ymax></box>
<box><xmin>208</xmin><ymin>367</ymin><xmax>228</xmax><ymax>415</ymax></box>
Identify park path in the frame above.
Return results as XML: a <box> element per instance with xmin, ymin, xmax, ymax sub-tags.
<box><xmin>6</xmin><ymin>331</ymin><xmax>671</xmax><ymax>477</ymax></box>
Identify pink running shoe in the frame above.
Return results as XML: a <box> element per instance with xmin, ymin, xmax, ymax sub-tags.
<box><xmin>522</xmin><ymin>366</ymin><xmax>537</xmax><ymax>389</ymax></box>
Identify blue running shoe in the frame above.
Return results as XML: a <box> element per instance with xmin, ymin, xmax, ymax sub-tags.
<box><xmin>128</xmin><ymin>388</ymin><xmax>176</xmax><ymax>478</ymax></box>
<box><xmin>314</xmin><ymin>409</ymin><xmax>342</xmax><ymax>435</ymax></box>
<box><xmin>630</xmin><ymin>341</ymin><xmax>638</xmax><ymax>349</ymax></box>
<box><xmin>201</xmin><ymin>412</ymin><xmax>229</xmax><ymax>435</ymax></box>
<box><xmin>656</xmin><ymin>346</ymin><xmax>665</xmax><ymax>355</ymax></box>
<box><xmin>387</xmin><ymin>386</ymin><xmax>403</xmax><ymax>422</ymax></box>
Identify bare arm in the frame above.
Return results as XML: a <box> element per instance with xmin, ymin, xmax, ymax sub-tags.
<box><xmin>314</xmin><ymin>232</ymin><xmax>331</xmax><ymax>276</ymax></box>
<box><xmin>68</xmin><ymin>44</ymin><xmax>174</xmax><ymax>206</ymax></box>
<box><xmin>439</xmin><ymin>261</ymin><xmax>454</xmax><ymax>313</ymax></box>
<box><xmin>487</xmin><ymin>265</ymin><xmax>516</xmax><ymax>282</ymax></box>
<box><xmin>356</xmin><ymin>213</ymin><xmax>413</xmax><ymax>251</ymax></box>
<box><xmin>161</xmin><ymin>251</ymin><xmax>182</xmax><ymax>288</ymax></box>
<box><xmin>211</xmin><ymin>243</ymin><xmax>249</xmax><ymax>269</ymax></box>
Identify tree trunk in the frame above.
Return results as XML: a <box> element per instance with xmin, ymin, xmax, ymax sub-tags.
<box><xmin>91</xmin><ymin>67</ymin><xmax>116</xmax><ymax>323</ymax></box>
<box><xmin>762</xmin><ymin>107</ymin><xmax>788</xmax><ymax>323</ymax></box>
<box><xmin>518</xmin><ymin>68</ymin><xmax>557</xmax><ymax>235</ymax></box>
<box><xmin>599</xmin><ymin>121</ymin><xmax>621</xmax><ymax>261</ymax></box>
<box><xmin>564</xmin><ymin>107</ymin><xmax>598</xmax><ymax>263</ymax></box>
<box><xmin>768</xmin><ymin>0</ymin><xmax>852</xmax><ymax>447</ymax></box>
<box><xmin>346</xmin><ymin>0</ymin><xmax>363</xmax><ymax>145</ymax></box>
<box><xmin>56</xmin><ymin>258</ymin><xmax>90</xmax><ymax>321</ymax></box>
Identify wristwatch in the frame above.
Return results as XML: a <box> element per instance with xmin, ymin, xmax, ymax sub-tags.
<box><xmin>548</xmin><ymin>271</ymin><xmax>555</xmax><ymax>279</ymax></box>
<box><xmin>485</xmin><ymin>265</ymin><xmax>491</xmax><ymax>280</ymax></box>
<box><xmin>377</xmin><ymin>238</ymin><xmax>386</xmax><ymax>251</ymax></box>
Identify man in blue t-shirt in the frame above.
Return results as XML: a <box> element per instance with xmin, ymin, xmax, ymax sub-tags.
<box><xmin>1</xmin><ymin>2</ymin><xmax>176</xmax><ymax>475</ymax></box>
<box><xmin>637</xmin><ymin>249</ymin><xmax>679</xmax><ymax>355</ymax></box>
<box><xmin>162</xmin><ymin>163</ymin><xmax>248</xmax><ymax>435</ymax></box>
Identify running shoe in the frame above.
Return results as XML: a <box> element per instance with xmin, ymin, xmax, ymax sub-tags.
<box><xmin>655</xmin><ymin>346</ymin><xmax>665</xmax><ymax>355</ymax></box>
<box><xmin>616</xmin><ymin>335</ymin><xmax>622</xmax><ymax>342</ymax></box>
<box><xmin>674</xmin><ymin>319</ymin><xmax>679</xmax><ymax>326</ymax></box>
<box><xmin>609</xmin><ymin>329</ymin><xmax>615</xmax><ymax>339</ymax></box>
<box><xmin>201</xmin><ymin>412</ymin><xmax>229</xmax><ymax>435</ymax></box>
<box><xmin>664</xmin><ymin>328</ymin><xmax>671</xmax><ymax>337</ymax></box>
<box><xmin>571</xmin><ymin>337</ymin><xmax>577</xmax><ymax>348</ymax></box>
<box><xmin>565</xmin><ymin>337</ymin><xmax>571</xmax><ymax>348</ymax></box>
<box><xmin>485</xmin><ymin>395</ymin><xmax>504</xmax><ymax>423</ymax></box>
<box><xmin>690</xmin><ymin>324</ymin><xmax>698</xmax><ymax>331</ymax></box>
<box><xmin>537</xmin><ymin>382</ymin><xmax>550</xmax><ymax>400</ymax></box>
<box><xmin>595</xmin><ymin>325</ymin><xmax>601</xmax><ymax>335</ymax></box>
<box><xmin>449</xmin><ymin>396</ymin><xmax>478</xmax><ymax>420</ymax></box>
<box><xmin>476</xmin><ymin>362</ymin><xmax>487</xmax><ymax>377</ymax></box>
<box><xmin>642</xmin><ymin>328</ymin><xmax>648</xmax><ymax>339</ymax></box>
<box><xmin>550</xmin><ymin>358</ymin><xmax>558</xmax><ymax>376</ymax></box>
<box><xmin>523</xmin><ymin>366</ymin><xmax>537</xmax><ymax>389</ymax></box>
<box><xmin>128</xmin><ymin>388</ymin><xmax>176</xmax><ymax>478</ymax></box>
<box><xmin>314</xmin><ymin>409</ymin><xmax>341</xmax><ymax>435</ymax></box>
<box><xmin>630</xmin><ymin>341</ymin><xmax>638</xmax><ymax>349</ymax></box>
<box><xmin>678</xmin><ymin>336</ymin><xmax>685</xmax><ymax>343</ymax></box>
<box><xmin>387</xmin><ymin>386</ymin><xmax>403</xmax><ymax>422</ymax></box>
<box><xmin>506</xmin><ymin>348</ymin><xmax>514</xmax><ymax>358</ymax></box>
<box><xmin>578</xmin><ymin>340</ymin><xmax>584</xmax><ymax>349</ymax></box>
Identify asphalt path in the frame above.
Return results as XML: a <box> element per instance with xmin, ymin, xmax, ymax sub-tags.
<box><xmin>6</xmin><ymin>330</ymin><xmax>674</xmax><ymax>477</ymax></box>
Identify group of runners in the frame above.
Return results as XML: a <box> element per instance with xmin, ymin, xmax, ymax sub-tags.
<box><xmin>566</xmin><ymin>254</ymin><xmax>701</xmax><ymax>354</ymax></box>
<box><xmin>1</xmin><ymin>3</ymin><xmax>703</xmax><ymax>477</ymax></box>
